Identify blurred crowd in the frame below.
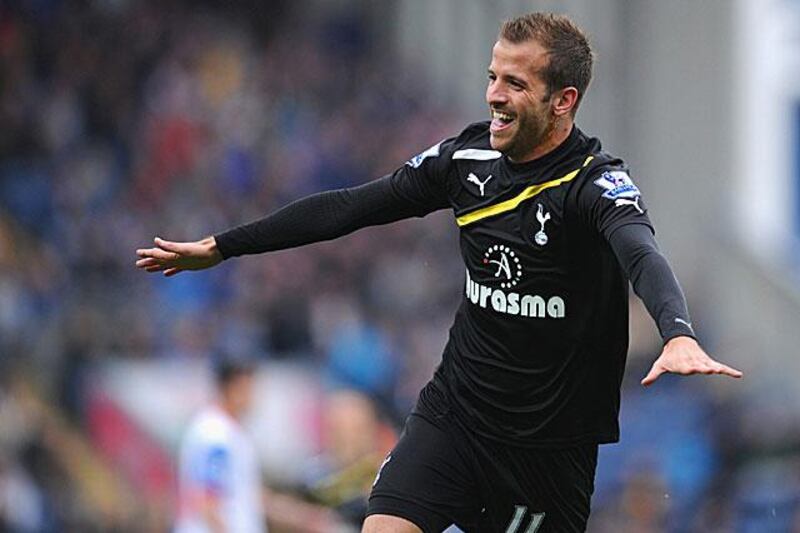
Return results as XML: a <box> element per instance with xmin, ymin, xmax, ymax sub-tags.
<box><xmin>1</xmin><ymin>1</ymin><xmax>799</xmax><ymax>531</ymax></box>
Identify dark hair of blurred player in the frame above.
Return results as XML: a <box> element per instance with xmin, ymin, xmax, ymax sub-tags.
<box><xmin>213</xmin><ymin>355</ymin><xmax>256</xmax><ymax>421</ymax></box>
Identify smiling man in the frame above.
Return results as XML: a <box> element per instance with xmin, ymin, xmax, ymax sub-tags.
<box><xmin>486</xmin><ymin>35</ymin><xmax>578</xmax><ymax>162</ymax></box>
<box><xmin>136</xmin><ymin>13</ymin><xmax>742</xmax><ymax>533</ymax></box>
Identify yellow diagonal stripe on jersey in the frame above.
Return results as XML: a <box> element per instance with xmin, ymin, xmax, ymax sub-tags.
<box><xmin>456</xmin><ymin>156</ymin><xmax>594</xmax><ymax>227</ymax></box>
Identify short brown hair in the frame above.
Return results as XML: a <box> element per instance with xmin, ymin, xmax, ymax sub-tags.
<box><xmin>500</xmin><ymin>13</ymin><xmax>593</xmax><ymax>111</ymax></box>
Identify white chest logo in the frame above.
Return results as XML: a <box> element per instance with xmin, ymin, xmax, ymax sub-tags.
<box><xmin>467</xmin><ymin>173</ymin><xmax>493</xmax><ymax>196</ymax></box>
<box><xmin>483</xmin><ymin>244</ymin><xmax>522</xmax><ymax>288</ymax></box>
<box><xmin>534</xmin><ymin>204</ymin><xmax>551</xmax><ymax>246</ymax></box>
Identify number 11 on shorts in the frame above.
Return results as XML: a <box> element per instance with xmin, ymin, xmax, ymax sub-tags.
<box><xmin>504</xmin><ymin>505</ymin><xmax>545</xmax><ymax>533</ymax></box>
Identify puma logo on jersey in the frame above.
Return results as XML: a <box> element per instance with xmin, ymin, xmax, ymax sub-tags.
<box><xmin>467</xmin><ymin>173</ymin><xmax>493</xmax><ymax>196</ymax></box>
<box><xmin>614</xmin><ymin>197</ymin><xmax>643</xmax><ymax>214</ymax></box>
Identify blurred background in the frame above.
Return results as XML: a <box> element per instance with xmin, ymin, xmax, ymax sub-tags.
<box><xmin>1</xmin><ymin>0</ymin><xmax>799</xmax><ymax>531</ymax></box>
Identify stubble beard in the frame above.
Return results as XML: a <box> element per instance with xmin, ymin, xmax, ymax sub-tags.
<box><xmin>503</xmin><ymin>110</ymin><xmax>554</xmax><ymax>162</ymax></box>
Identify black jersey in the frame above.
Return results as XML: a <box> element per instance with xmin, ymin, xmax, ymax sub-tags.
<box><xmin>215</xmin><ymin>120</ymin><xmax>694</xmax><ymax>448</ymax></box>
<box><xmin>385</xmin><ymin>121</ymin><xmax>652</xmax><ymax>447</ymax></box>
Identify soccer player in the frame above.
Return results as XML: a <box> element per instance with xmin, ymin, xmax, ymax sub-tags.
<box><xmin>175</xmin><ymin>355</ymin><xmax>265</xmax><ymax>533</ymax></box>
<box><xmin>138</xmin><ymin>13</ymin><xmax>743</xmax><ymax>533</ymax></box>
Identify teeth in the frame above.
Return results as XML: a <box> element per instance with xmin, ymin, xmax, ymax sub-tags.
<box><xmin>493</xmin><ymin>111</ymin><xmax>514</xmax><ymax>121</ymax></box>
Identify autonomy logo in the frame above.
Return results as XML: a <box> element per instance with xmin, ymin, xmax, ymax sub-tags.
<box><xmin>468</xmin><ymin>244</ymin><xmax>565</xmax><ymax>319</ymax></box>
<box><xmin>483</xmin><ymin>244</ymin><xmax>522</xmax><ymax>288</ymax></box>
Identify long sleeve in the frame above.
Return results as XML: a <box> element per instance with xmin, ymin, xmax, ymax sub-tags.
<box><xmin>608</xmin><ymin>223</ymin><xmax>696</xmax><ymax>342</ymax></box>
<box><xmin>214</xmin><ymin>175</ymin><xmax>439</xmax><ymax>258</ymax></box>
<box><xmin>214</xmin><ymin>135</ymin><xmax>459</xmax><ymax>259</ymax></box>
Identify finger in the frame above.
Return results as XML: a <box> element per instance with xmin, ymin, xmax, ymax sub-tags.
<box><xmin>145</xmin><ymin>264</ymin><xmax>166</xmax><ymax>272</ymax></box>
<box><xmin>684</xmin><ymin>363</ymin><xmax>716</xmax><ymax>375</ymax></box>
<box><xmin>136</xmin><ymin>248</ymin><xmax>158</xmax><ymax>259</ymax></box>
<box><xmin>693</xmin><ymin>352</ymin><xmax>744</xmax><ymax>378</ymax></box>
<box><xmin>713</xmin><ymin>363</ymin><xmax>743</xmax><ymax>378</ymax></box>
<box><xmin>154</xmin><ymin>237</ymin><xmax>186</xmax><ymax>254</ymax></box>
<box><xmin>164</xmin><ymin>267</ymin><xmax>182</xmax><ymax>277</ymax></box>
<box><xmin>136</xmin><ymin>258</ymin><xmax>160</xmax><ymax>268</ymax></box>
<box><xmin>683</xmin><ymin>362</ymin><xmax>742</xmax><ymax>378</ymax></box>
<box><xmin>138</xmin><ymin>247</ymin><xmax>179</xmax><ymax>261</ymax></box>
<box><xmin>641</xmin><ymin>364</ymin><xmax>664</xmax><ymax>387</ymax></box>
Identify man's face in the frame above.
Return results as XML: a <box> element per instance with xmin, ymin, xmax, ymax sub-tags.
<box><xmin>486</xmin><ymin>38</ymin><xmax>555</xmax><ymax>162</ymax></box>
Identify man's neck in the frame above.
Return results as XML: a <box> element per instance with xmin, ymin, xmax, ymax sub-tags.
<box><xmin>511</xmin><ymin>116</ymin><xmax>574</xmax><ymax>163</ymax></box>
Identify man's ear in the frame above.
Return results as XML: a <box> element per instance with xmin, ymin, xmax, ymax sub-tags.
<box><xmin>552</xmin><ymin>87</ymin><xmax>579</xmax><ymax>116</ymax></box>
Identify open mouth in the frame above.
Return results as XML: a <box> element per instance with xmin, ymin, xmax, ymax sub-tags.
<box><xmin>491</xmin><ymin>110</ymin><xmax>515</xmax><ymax>133</ymax></box>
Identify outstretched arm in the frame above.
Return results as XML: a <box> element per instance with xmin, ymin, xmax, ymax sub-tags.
<box><xmin>136</xmin><ymin>173</ymin><xmax>447</xmax><ymax>276</ymax></box>
<box><xmin>608</xmin><ymin>223</ymin><xmax>743</xmax><ymax>386</ymax></box>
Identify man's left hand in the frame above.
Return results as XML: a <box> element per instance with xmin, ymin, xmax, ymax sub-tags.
<box><xmin>641</xmin><ymin>336</ymin><xmax>743</xmax><ymax>387</ymax></box>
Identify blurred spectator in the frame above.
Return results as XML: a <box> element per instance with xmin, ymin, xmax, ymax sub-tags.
<box><xmin>302</xmin><ymin>389</ymin><xmax>397</xmax><ymax>528</ymax></box>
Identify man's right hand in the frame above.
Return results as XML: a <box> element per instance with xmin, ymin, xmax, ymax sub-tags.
<box><xmin>136</xmin><ymin>236</ymin><xmax>223</xmax><ymax>276</ymax></box>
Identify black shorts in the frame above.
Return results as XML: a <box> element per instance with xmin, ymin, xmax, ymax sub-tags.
<box><xmin>367</xmin><ymin>409</ymin><xmax>598</xmax><ymax>533</ymax></box>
